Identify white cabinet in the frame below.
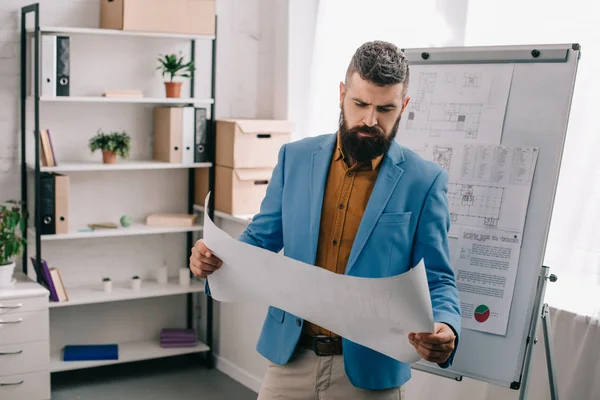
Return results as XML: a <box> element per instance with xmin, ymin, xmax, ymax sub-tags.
<box><xmin>0</xmin><ymin>273</ymin><xmax>50</xmax><ymax>400</ymax></box>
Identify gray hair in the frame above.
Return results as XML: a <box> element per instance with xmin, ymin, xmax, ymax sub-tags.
<box><xmin>345</xmin><ymin>40</ymin><xmax>409</xmax><ymax>96</ymax></box>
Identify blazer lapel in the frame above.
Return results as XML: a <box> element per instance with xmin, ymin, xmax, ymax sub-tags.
<box><xmin>309</xmin><ymin>135</ymin><xmax>336</xmax><ymax>263</ymax></box>
<box><xmin>345</xmin><ymin>142</ymin><xmax>405</xmax><ymax>275</ymax></box>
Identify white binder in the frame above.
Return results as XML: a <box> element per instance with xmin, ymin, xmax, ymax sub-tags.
<box><xmin>181</xmin><ymin>107</ymin><xmax>195</xmax><ymax>164</ymax></box>
<box><xmin>29</xmin><ymin>35</ymin><xmax>56</xmax><ymax>97</ymax></box>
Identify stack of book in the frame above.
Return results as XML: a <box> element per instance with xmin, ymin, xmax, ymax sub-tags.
<box><xmin>160</xmin><ymin>328</ymin><xmax>198</xmax><ymax>348</ymax></box>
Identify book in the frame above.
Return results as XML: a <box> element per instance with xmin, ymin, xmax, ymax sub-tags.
<box><xmin>146</xmin><ymin>213</ymin><xmax>197</xmax><ymax>227</ymax></box>
<box><xmin>50</xmin><ymin>268</ymin><xmax>68</xmax><ymax>302</ymax></box>
<box><xmin>30</xmin><ymin>257</ymin><xmax>59</xmax><ymax>302</ymax></box>
<box><xmin>160</xmin><ymin>342</ymin><xmax>198</xmax><ymax>348</ymax></box>
<box><xmin>63</xmin><ymin>344</ymin><xmax>118</xmax><ymax>361</ymax></box>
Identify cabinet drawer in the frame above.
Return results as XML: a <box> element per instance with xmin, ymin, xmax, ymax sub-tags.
<box><xmin>0</xmin><ymin>296</ymin><xmax>47</xmax><ymax>316</ymax></box>
<box><xmin>0</xmin><ymin>341</ymin><xmax>49</xmax><ymax>377</ymax></box>
<box><xmin>0</xmin><ymin>370</ymin><xmax>50</xmax><ymax>400</ymax></box>
<box><xmin>0</xmin><ymin>310</ymin><xmax>49</xmax><ymax>345</ymax></box>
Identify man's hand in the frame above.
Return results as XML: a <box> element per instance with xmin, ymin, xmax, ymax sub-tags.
<box><xmin>189</xmin><ymin>239</ymin><xmax>223</xmax><ymax>279</ymax></box>
<box><xmin>409</xmin><ymin>322</ymin><xmax>456</xmax><ymax>364</ymax></box>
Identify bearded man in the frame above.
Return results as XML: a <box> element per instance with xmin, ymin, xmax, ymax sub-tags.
<box><xmin>190</xmin><ymin>40</ymin><xmax>461</xmax><ymax>399</ymax></box>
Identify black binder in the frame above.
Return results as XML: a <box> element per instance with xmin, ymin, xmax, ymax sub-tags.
<box><xmin>194</xmin><ymin>108</ymin><xmax>210</xmax><ymax>162</ymax></box>
<box><xmin>56</xmin><ymin>36</ymin><xmax>69</xmax><ymax>96</ymax></box>
<box><xmin>40</xmin><ymin>172</ymin><xmax>55</xmax><ymax>235</ymax></box>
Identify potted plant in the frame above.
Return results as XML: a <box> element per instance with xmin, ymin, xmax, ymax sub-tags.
<box><xmin>0</xmin><ymin>200</ymin><xmax>26</xmax><ymax>287</ymax></box>
<box><xmin>89</xmin><ymin>129</ymin><xmax>131</xmax><ymax>164</ymax></box>
<box><xmin>156</xmin><ymin>53</ymin><xmax>194</xmax><ymax>98</ymax></box>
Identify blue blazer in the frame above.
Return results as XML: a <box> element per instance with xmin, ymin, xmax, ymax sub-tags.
<box><xmin>222</xmin><ymin>133</ymin><xmax>461</xmax><ymax>390</ymax></box>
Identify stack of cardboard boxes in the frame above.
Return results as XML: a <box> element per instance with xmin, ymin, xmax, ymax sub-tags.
<box><xmin>195</xmin><ymin>119</ymin><xmax>294</xmax><ymax>216</ymax></box>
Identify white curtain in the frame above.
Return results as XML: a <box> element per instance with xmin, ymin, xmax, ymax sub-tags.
<box><xmin>464</xmin><ymin>0</ymin><xmax>600</xmax><ymax>319</ymax></box>
<box><xmin>305</xmin><ymin>0</ymin><xmax>452</xmax><ymax>137</ymax></box>
<box><xmin>304</xmin><ymin>1</ymin><xmax>600</xmax><ymax>398</ymax></box>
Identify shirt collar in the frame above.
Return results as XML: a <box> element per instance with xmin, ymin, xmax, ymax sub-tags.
<box><xmin>335</xmin><ymin>132</ymin><xmax>384</xmax><ymax>171</ymax></box>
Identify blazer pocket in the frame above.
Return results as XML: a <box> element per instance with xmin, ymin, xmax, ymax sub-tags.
<box><xmin>378</xmin><ymin>211</ymin><xmax>412</xmax><ymax>224</ymax></box>
<box><xmin>268</xmin><ymin>306</ymin><xmax>285</xmax><ymax>323</ymax></box>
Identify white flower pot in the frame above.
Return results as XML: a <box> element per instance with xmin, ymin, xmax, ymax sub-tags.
<box><xmin>103</xmin><ymin>280</ymin><xmax>112</xmax><ymax>293</ymax></box>
<box><xmin>0</xmin><ymin>262</ymin><xmax>16</xmax><ymax>287</ymax></box>
<box><xmin>131</xmin><ymin>278</ymin><xmax>141</xmax><ymax>291</ymax></box>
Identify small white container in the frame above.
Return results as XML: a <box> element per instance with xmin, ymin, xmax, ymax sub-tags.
<box><xmin>156</xmin><ymin>267</ymin><xmax>168</xmax><ymax>285</ymax></box>
<box><xmin>0</xmin><ymin>262</ymin><xmax>16</xmax><ymax>287</ymax></box>
<box><xmin>131</xmin><ymin>277</ymin><xmax>141</xmax><ymax>290</ymax></box>
<box><xmin>103</xmin><ymin>279</ymin><xmax>112</xmax><ymax>293</ymax></box>
<box><xmin>179</xmin><ymin>268</ymin><xmax>190</xmax><ymax>286</ymax></box>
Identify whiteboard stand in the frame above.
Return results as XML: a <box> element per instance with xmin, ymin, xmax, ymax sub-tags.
<box><xmin>518</xmin><ymin>265</ymin><xmax>559</xmax><ymax>400</ymax></box>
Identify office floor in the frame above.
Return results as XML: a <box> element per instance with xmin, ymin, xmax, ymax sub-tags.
<box><xmin>51</xmin><ymin>355</ymin><xmax>258</xmax><ymax>400</ymax></box>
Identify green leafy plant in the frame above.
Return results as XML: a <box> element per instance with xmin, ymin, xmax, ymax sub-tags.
<box><xmin>103</xmin><ymin>277</ymin><xmax>111</xmax><ymax>282</ymax></box>
<box><xmin>0</xmin><ymin>200</ymin><xmax>26</xmax><ymax>266</ymax></box>
<box><xmin>89</xmin><ymin>129</ymin><xmax>131</xmax><ymax>158</ymax></box>
<box><xmin>156</xmin><ymin>53</ymin><xmax>194</xmax><ymax>82</ymax></box>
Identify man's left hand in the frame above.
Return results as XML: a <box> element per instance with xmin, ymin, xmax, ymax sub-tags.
<box><xmin>409</xmin><ymin>322</ymin><xmax>455</xmax><ymax>364</ymax></box>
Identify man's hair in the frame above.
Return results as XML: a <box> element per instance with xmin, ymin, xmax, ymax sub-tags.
<box><xmin>345</xmin><ymin>40</ymin><xmax>409</xmax><ymax>96</ymax></box>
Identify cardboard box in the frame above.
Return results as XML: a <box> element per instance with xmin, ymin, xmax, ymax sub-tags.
<box><xmin>194</xmin><ymin>168</ymin><xmax>210</xmax><ymax>206</ymax></box>
<box><xmin>216</xmin><ymin>119</ymin><xmax>294</xmax><ymax>169</ymax></box>
<box><xmin>214</xmin><ymin>166</ymin><xmax>273</xmax><ymax>215</ymax></box>
<box><xmin>100</xmin><ymin>0</ymin><xmax>215</xmax><ymax>36</ymax></box>
<box><xmin>146</xmin><ymin>213</ymin><xmax>198</xmax><ymax>227</ymax></box>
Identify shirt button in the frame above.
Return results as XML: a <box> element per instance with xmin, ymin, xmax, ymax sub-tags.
<box><xmin>347</xmin><ymin>172</ymin><xmax>354</xmax><ymax>177</ymax></box>
<box><xmin>296</xmin><ymin>319</ymin><xmax>301</xmax><ymax>327</ymax></box>
<box><xmin>332</xmin><ymin>240</ymin><xmax>338</xmax><ymax>246</ymax></box>
<box><xmin>339</xmin><ymin>204</ymin><xmax>344</xmax><ymax>210</ymax></box>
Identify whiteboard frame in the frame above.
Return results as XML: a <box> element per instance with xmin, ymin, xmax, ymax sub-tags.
<box><xmin>401</xmin><ymin>43</ymin><xmax>581</xmax><ymax>388</ymax></box>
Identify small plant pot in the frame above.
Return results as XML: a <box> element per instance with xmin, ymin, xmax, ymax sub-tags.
<box><xmin>0</xmin><ymin>262</ymin><xmax>16</xmax><ymax>287</ymax></box>
<box><xmin>165</xmin><ymin>82</ymin><xmax>182</xmax><ymax>98</ymax></box>
<box><xmin>102</xmin><ymin>151</ymin><xmax>117</xmax><ymax>164</ymax></box>
<box><xmin>131</xmin><ymin>277</ymin><xmax>141</xmax><ymax>291</ymax></box>
<box><xmin>103</xmin><ymin>280</ymin><xmax>112</xmax><ymax>293</ymax></box>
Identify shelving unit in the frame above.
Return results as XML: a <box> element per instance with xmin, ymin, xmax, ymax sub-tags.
<box><xmin>49</xmin><ymin>278</ymin><xmax>205</xmax><ymax>309</ymax></box>
<box><xmin>19</xmin><ymin>2</ymin><xmax>217</xmax><ymax>378</ymax></box>
<box><xmin>29</xmin><ymin>224</ymin><xmax>203</xmax><ymax>241</ymax></box>
<box><xmin>27</xmin><ymin>160</ymin><xmax>213</xmax><ymax>173</ymax></box>
<box><xmin>35</xmin><ymin>96</ymin><xmax>214</xmax><ymax>105</ymax></box>
<box><xmin>50</xmin><ymin>340</ymin><xmax>211</xmax><ymax>373</ymax></box>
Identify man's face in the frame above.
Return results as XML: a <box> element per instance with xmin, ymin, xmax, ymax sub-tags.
<box><xmin>338</xmin><ymin>72</ymin><xmax>410</xmax><ymax>164</ymax></box>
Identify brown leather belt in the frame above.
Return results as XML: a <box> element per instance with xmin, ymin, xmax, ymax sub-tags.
<box><xmin>298</xmin><ymin>334</ymin><xmax>343</xmax><ymax>356</ymax></box>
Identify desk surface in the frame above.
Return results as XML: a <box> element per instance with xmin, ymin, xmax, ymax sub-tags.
<box><xmin>0</xmin><ymin>272</ymin><xmax>49</xmax><ymax>300</ymax></box>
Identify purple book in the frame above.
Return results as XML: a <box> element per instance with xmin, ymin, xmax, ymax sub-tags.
<box><xmin>160</xmin><ymin>337</ymin><xmax>197</xmax><ymax>344</ymax></box>
<box><xmin>160</xmin><ymin>329</ymin><xmax>196</xmax><ymax>338</ymax></box>
<box><xmin>160</xmin><ymin>342</ymin><xmax>198</xmax><ymax>348</ymax></box>
<box><xmin>31</xmin><ymin>258</ymin><xmax>59</xmax><ymax>302</ymax></box>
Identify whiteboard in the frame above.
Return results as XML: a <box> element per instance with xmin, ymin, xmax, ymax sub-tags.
<box><xmin>399</xmin><ymin>43</ymin><xmax>580</xmax><ymax>388</ymax></box>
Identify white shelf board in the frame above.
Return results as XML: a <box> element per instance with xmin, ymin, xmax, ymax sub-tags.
<box><xmin>30</xmin><ymin>26</ymin><xmax>215</xmax><ymax>41</ymax></box>
<box><xmin>31</xmin><ymin>224</ymin><xmax>203</xmax><ymax>241</ymax></box>
<box><xmin>34</xmin><ymin>96</ymin><xmax>214</xmax><ymax>105</ymax></box>
<box><xmin>50</xmin><ymin>278</ymin><xmax>205</xmax><ymax>308</ymax></box>
<box><xmin>27</xmin><ymin>160</ymin><xmax>212</xmax><ymax>173</ymax></box>
<box><xmin>193</xmin><ymin>204</ymin><xmax>253</xmax><ymax>225</ymax></box>
<box><xmin>50</xmin><ymin>339</ymin><xmax>210</xmax><ymax>372</ymax></box>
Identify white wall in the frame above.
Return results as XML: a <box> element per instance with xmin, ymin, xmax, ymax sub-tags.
<box><xmin>0</xmin><ymin>0</ymin><xmax>280</xmax><ymax>386</ymax></box>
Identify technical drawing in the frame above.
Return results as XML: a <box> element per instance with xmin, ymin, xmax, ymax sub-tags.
<box><xmin>447</xmin><ymin>183</ymin><xmax>504</xmax><ymax>228</ymax></box>
<box><xmin>406</xmin><ymin>72</ymin><xmax>483</xmax><ymax>139</ymax></box>
<box><xmin>433</xmin><ymin>146</ymin><xmax>453</xmax><ymax>172</ymax></box>
<box><xmin>463</xmin><ymin>73</ymin><xmax>481</xmax><ymax>87</ymax></box>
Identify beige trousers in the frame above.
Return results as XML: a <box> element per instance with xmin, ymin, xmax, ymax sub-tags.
<box><xmin>257</xmin><ymin>348</ymin><xmax>404</xmax><ymax>400</ymax></box>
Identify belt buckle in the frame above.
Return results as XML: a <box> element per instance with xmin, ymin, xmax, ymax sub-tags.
<box><xmin>312</xmin><ymin>335</ymin><xmax>337</xmax><ymax>356</ymax></box>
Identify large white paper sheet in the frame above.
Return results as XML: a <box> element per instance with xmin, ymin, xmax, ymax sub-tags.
<box><xmin>202</xmin><ymin>195</ymin><xmax>434</xmax><ymax>363</ymax></box>
<box><xmin>453</xmin><ymin>228</ymin><xmax>522</xmax><ymax>335</ymax></box>
<box><xmin>397</xmin><ymin>64</ymin><xmax>514</xmax><ymax>151</ymax></box>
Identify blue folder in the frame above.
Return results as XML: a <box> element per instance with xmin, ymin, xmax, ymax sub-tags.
<box><xmin>63</xmin><ymin>344</ymin><xmax>119</xmax><ymax>361</ymax></box>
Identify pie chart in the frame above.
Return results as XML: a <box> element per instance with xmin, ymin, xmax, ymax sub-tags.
<box><xmin>474</xmin><ymin>305</ymin><xmax>490</xmax><ymax>323</ymax></box>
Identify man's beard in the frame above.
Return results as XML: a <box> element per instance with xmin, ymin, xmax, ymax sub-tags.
<box><xmin>338</xmin><ymin>108</ymin><xmax>401</xmax><ymax>165</ymax></box>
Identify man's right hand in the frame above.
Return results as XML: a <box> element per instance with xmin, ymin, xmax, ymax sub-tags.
<box><xmin>190</xmin><ymin>239</ymin><xmax>223</xmax><ymax>279</ymax></box>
